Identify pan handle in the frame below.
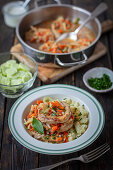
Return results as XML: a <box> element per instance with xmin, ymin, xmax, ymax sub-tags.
<box><xmin>54</xmin><ymin>0</ymin><xmax>62</xmax><ymax>4</ymax></box>
<box><xmin>34</xmin><ymin>0</ymin><xmax>61</xmax><ymax>8</ymax></box>
<box><xmin>54</xmin><ymin>52</ymin><xmax>88</xmax><ymax>67</ymax></box>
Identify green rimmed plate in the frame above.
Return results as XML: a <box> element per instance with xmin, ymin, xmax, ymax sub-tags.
<box><xmin>8</xmin><ymin>84</ymin><xmax>105</xmax><ymax>155</ymax></box>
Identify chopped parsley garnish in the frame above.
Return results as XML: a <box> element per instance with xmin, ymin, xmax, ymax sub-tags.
<box><xmin>51</xmin><ymin>112</ymin><xmax>56</xmax><ymax>116</ymax></box>
<box><xmin>88</xmin><ymin>74</ymin><xmax>112</xmax><ymax>90</ymax></box>
<box><xmin>52</xmin><ymin>133</ymin><xmax>56</xmax><ymax>136</ymax></box>
<box><xmin>78</xmin><ymin>112</ymin><xmax>82</xmax><ymax>116</ymax></box>
<box><xmin>74</xmin><ymin>116</ymin><xmax>77</xmax><ymax>122</ymax></box>
<box><xmin>63</xmin><ymin>98</ymin><xmax>67</xmax><ymax>100</ymax></box>
<box><xmin>74</xmin><ymin>129</ymin><xmax>77</xmax><ymax>133</ymax></box>
<box><xmin>44</xmin><ymin>136</ymin><xmax>48</xmax><ymax>140</ymax></box>
<box><xmin>52</xmin><ymin>141</ymin><xmax>56</xmax><ymax>144</ymax></box>
<box><xmin>52</xmin><ymin>107</ymin><xmax>57</xmax><ymax>111</ymax></box>
<box><xmin>75</xmin><ymin>108</ymin><xmax>77</xmax><ymax>112</ymax></box>
<box><xmin>52</xmin><ymin>137</ymin><xmax>56</xmax><ymax>140</ymax></box>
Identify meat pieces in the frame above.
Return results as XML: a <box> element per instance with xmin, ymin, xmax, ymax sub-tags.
<box><xmin>51</xmin><ymin>16</ymin><xmax>76</xmax><ymax>39</ymax></box>
<box><xmin>25</xmin><ymin>26</ymin><xmax>55</xmax><ymax>43</ymax></box>
<box><xmin>38</xmin><ymin>101</ymin><xmax>72</xmax><ymax>124</ymax></box>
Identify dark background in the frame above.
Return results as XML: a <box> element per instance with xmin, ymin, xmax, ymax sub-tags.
<box><xmin>0</xmin><ymin>0</ymin><xmax>113</xmax><ymax>170</ymax></box>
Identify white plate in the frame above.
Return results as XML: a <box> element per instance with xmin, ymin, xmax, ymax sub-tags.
<box><xmin>8</xmin><ymin>84</ymin><xmax>105</xmax><ymax>155</ymax></box>
<box><xmin>83</xmin><ymin>67</ymin><xmax>113</xmax><ymax>93</ymax></box>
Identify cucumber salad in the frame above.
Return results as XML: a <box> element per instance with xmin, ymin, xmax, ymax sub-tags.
<box><xmin>0</xmin><ymin>60</ymin><xmax>32</xmax><ymax>86</ymax></box>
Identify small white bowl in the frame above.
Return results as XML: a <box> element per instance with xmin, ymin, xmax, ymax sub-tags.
<box><xmin>83</xmin><ymin>67</ymin><xmax>113</xmax><ymax>93</ymax></box>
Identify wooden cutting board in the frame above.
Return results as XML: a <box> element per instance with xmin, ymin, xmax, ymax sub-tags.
<box><xmin>11</xmin><ymin>20</ymin><xmax>113</xmax><ymax>84</ymax></box>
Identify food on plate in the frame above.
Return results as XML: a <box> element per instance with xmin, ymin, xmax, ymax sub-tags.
<box><xmin>24</xmin><ymin>97</ymin><xmax>89</xmax><ymax>144</ymax></box>
<box><xmin>0</xmin><ymin>59</ymin><xmax>32</xmax><ymax>85</ymax></box>
<box><xmin>88</xmin><ymin>74</ymin><xmax>112</xmax><ymax>90</ymax></box>
<box><xmin>25</xmin><ymin>16</ymin><xmax>96</xmax><ymax>53</ymax></box>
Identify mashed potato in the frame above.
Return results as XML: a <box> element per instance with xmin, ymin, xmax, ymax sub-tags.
<box><xmin>63</xmin><ymin>98</ymin><xmax>89</xmax><ymax>141</ymax></box>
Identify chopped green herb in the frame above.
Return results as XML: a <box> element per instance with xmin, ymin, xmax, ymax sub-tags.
<box><xmin>74</xmin><ymin>129</ymin><xmax>77</xmax><ymax>133</ymax></box>
<box><xmin>52</xmin><ymin>107</ymin><xmax>57</xmax><ymax>111</ymax></box>
<box><xmin>52</xmin><ymin>141</ymin><xmax>56</xmax><ymax>144</ymax></box>
<box><xmin>52</xmin><ymin>133</ymin><xmax>56</xmax><ymax>136</ymax></box>
<box><xmin>32</xmin><ymin>117</ymin><xmax>44</xmax><ymax>134</ymax></box>
<box><xmin>63</xmin><ymin>98</ymin><xmax>67</xmax><ymax>100</ymax></box>
<box><xmin>88</xmin><ymin>74</ymin><xmax>112</xmax><ymax>90</ymax></box>
<box><xmin>51</xmin><ymin>112</ymin><xmax>56</xmax><ymax>116</ymax></box>
<box><xmin>78</xmin><ymin>112</ymin><xmax>82</xmax><ymax>116</ymax></box>
<box><xmin>48</xmin><ymin>105</ymin><xmax>49</xmax><ymax>108</ymax></box>
<box><xmin>74</xmin><ymin>18</ymin><xmax>80</xmax><ymax>24</ymax></box>
<box><xmin>75</xmin><ymin>108</ymin><xmax>77</xmax><ymax>112</ymax></box>
<box><xmin>74</xmin><ymin>116</ymin><xmax>77</xmax><ymax>122</ymax></box>
<box><xmin>44</xmin><ymin>136</ymin><xmax>48</xmax><ymax>140</ymax></box>
<box><xmin>52</xmin><ymin>137</ymin><xmax>56</xmax><ymax>140</ymax></box>
<box><xmin>62</xmin><ymin>46</ymin><xmax>69</xmax><ymax>53</ymax></box>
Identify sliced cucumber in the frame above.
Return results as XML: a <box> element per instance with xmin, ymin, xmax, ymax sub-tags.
<box><xmin>18</xmin><ymin>63</ymin><xmax>30</xmax><ymax>71</ymax></box>
<box><xmin>0</xmin><ymin>60</ymin><xmax>32</xmax><ymax>86</ymax></box>
<box><xmin>6</xmin><ymin>68</ymin><xmax>17</xmax><ymax>76</ymax></box>
<box><xmin>11</xmin><ymin>78</ymin><xmax>23</xmax><ymax>85</ymax></box>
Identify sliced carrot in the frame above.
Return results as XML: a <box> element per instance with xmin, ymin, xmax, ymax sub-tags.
<box><xmin>51</xmin><ymin>101</ymin><xmax>64</xmax><ymax>110</ymax></box>
<box><xmin>56</xmin><ymin>137</ymin><xmax>62</xmax><ymax>142</ymax></box>
<box><xmin>34</xmin><ymin>105</ymin><xmax>38</xmax><ymax>115</ymax></box>
<box><xmin>59</xmin><ymin>50</ymin><xmax>63</xmax><ymax>53</ymax></box>
<box><xmin>58</xmin><ymin>29</ymin><xmax>63</xmax><ymax>34</ymax></box>
<box><xmin>49</xmin><ymin>47</ymin><xmax>57</xmax><ymax>53</ymax></box>
<box><xmin>71</xmin><ymin>115</ymin><xmax>74</xmax><ymax>120</ymax></box>
<box><xmin>64</xmin><ymin>131</ymin><xmax>68</xmax><ymax>136</ymax></box>
<box><xmin>37</xmin><ymin>32</ymin><xmax>45</xmax><ymax>36</ymax></box>
<box><xmin>30</xmin><ymin>128</ymin><xmax>34</xmax><ymax>131</ymax></box>
<box><xmin>29</xmin><ymin>114</ymin><xmax>36</xmax><ymax>118</ymax></box>
<box><xmin>59</xmin><ymin>44</ymin><xmax>67</xmax><ymax>49</ymax></box>
<box><xmin>57</xmin><ymin>109</ymin><xmax>63</xmax><ymax>113</ymax></box>
<box><xmin>37</xmin><ymin>100</ymin><xmax>43</xmax><ymax>105</ymax></box>
<box><xmin>52</xmin><ymin>125</ymin><xmax>59</xmax><ymax>132</ymax></box>
<box><xmin>42</xmin><ymin>46</ymin><xmax>47</xmax><ymax>50</ymax></box>
<box><xmin>65</xmin><ymin>137</ymin><xmax>68</xmax><ymax>142</ymax></box>
<box><xmin>30</xmin><ymin>38</ymin><xmax>36</xmax><ymax>42</ymax></box>
<box><xmin>71</xmin><ymin>45</ymin><xmax>77</xmax><ymax>49</ymax></box>
<box><xmin>45</xmin><ymin>35</ymin><xmax>49</xmax><ymax>42</ymax></box>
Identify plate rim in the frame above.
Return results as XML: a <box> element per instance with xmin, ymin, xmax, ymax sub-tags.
<box><xmin>8</xmin><ymin>84</ymin><xmax>105</xmax><ymax>155</ymax></box>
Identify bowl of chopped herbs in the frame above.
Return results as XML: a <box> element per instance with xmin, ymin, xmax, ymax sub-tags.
<box><xmin>83</xmin><ymin>67</ymin><xmax>113</xmax><ymax>93</ymax></box>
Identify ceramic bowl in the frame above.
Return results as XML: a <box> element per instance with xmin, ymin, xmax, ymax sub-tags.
<box><xmin>83</xmin><ymin>67</ymin><xmax>113</xmax><ymax>93</ymax></box>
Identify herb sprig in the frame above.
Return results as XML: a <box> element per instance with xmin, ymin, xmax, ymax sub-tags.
<box><xmin>32</xmin><ymin>117</ymin><xmax>44</xmax><ymax>134</ymax></box>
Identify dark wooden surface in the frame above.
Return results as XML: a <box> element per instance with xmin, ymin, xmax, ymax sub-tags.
<box><xmin>0</xmin><ymin>0</ymin><xmax>113</xmax><ymax>170</ymax></box>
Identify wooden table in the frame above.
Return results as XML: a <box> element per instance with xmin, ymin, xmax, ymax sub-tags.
<box><xmin>0</xmin><ymin>0</ymin><xmax>113</xmax><ymax>170</ymax></box>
